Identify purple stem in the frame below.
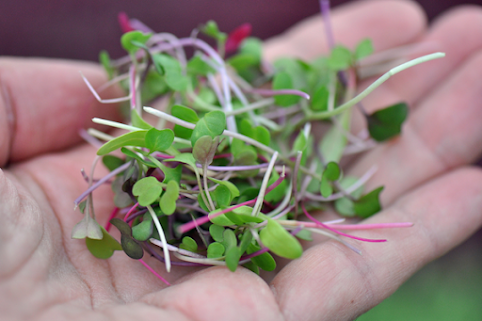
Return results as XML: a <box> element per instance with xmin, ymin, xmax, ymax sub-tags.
<box><xmin>319</xmin><ymin>0</ymin><xmax>335</xmax><ymax>49</ymax></box>
<box><xmin>196</xmin><ymin>163</ymin><xmax>269</xmax><ymax>172</ymax></box>
<box><xmin>74</xmin><ymin>162</ymin><xmax>130</xmax><ymax>207</ymax></box>
<box><xmin>139</xmin><ymin>259</ymin><xmax>170</xmax><ymax>286</ymax></box>
<box><xmin>240</xmin><ymin>247</ymin><xmax>270</xmax><ymax>261</ymax></box>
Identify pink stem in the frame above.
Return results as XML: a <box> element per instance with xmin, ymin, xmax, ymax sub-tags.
<box><xmin>301</xmin><ymin>203</ymin><xmax>387</xmax><ymax>243</ymax></box>
<box><xmin>139</xmin><ymin>259</ymin><xmax>170</xmax><ymax>286</ymax></box>
<box><xmin>327</xmin><ymin>222</ymin><xmax>413</xmax><ymax>230</ymax></box>
<box><xmin>105</xmin><ymin>207</ymin><xmax>120</xmax><ymax>232</ymax></box>
<box><xmin>124</xmin><ymin>202</ymin><xmax>140</xmax><ymax>223</ymax></box>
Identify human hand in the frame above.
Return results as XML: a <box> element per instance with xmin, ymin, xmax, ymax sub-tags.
<box><xmin>2</xmin><ymin>1</ymin><xmax>482</xmax><ymax>320</ymax></box>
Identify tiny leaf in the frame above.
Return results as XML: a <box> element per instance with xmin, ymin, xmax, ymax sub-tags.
<box><xmin>367</xmin><ymin>102</ymin><xmax>409</xmax><ymax>142</ymax></box>
<box><xmin>145</xmin><ymin>128</ymin><xmax>174</xmax><ymax>152</ymax></box>
<box><xmin>209</xmin><ymin>224</ymin><xmax>225</xmax><ymax>242</ymax></box>
<box><xmin>355</xmin><ymin>38</ymin><xmax>374</xmax><ymax>60</ymax></box>
<box><xmin>353</xmin><ymin>186</ymin><xmax>384</xmax><ymax>218</ymax></box>
<box><xmin>97</xmin><ymin>130</ymin><xmax>147</xmax><ymax>156</ymax></box>
<box><xmin>207</xmin><ymin>242</ymin><xmax>225</xmax><ymax>258</ymax></box>
<box><xmin>160</xmin><ymin>180</ymin><xmax>179</xmax><ymax>215</ymax></box>
<box><xmin>259</xmin><ymin>219</ymin><xmax>302</xmax><ymax>259</ymax></box>
<box><xmin>180</xmin><ymin>236</ymin><xmax>198</xmax><ymax>252</ymax></box>
<box><xmin>132</xmin><ymin>177</ymin><xmax>163</xmax><ymax>206</ymax></box>
<box><xmin>86</xmin><ymin>226</ymin><xmax>123</xmax><ymax>259</ymax></box>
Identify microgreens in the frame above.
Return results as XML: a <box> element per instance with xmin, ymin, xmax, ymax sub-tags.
<box><xmin>72</xmin><ymin>1</ymin><xmax>445</xmax><ymax>285</ymax></box>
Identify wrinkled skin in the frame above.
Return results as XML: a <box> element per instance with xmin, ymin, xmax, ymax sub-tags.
<box><xmin>2</xmin><ymin>1</ymin><xmax>482</xmax><ymax>320</ymax></box>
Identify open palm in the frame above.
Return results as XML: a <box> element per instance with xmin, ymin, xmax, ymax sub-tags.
<box><xmin>2</xmin><ymin>1</ymin><xmax>482</xmax><ymax>320</ymax></box>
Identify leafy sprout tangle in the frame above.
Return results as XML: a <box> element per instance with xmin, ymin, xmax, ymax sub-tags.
<box><xmin>71</xmin><ymin>1</ymin><xmax>444</xmax><ymax>286</ymax></box>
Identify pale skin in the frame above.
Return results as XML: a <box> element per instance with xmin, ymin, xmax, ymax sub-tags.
<box><xmin>1</xmin><ymin>0</ymin><xmax>482</xmax><ymax>320</ymax></box>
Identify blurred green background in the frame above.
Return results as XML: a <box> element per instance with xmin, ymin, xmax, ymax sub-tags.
<box><xmin>359</xmin><ymin>229</ymin><xmax>482</xmax><ymax>321</ymax></box>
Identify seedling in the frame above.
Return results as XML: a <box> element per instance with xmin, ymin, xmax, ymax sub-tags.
<box><xmin>72</xmin><ymin>1</ymin><xmax>444</xmax><ymax>285</ymax></box>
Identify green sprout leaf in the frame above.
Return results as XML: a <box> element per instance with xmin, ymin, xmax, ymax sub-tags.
<box><xmin>212</xmin><ymin>184</ymin><xmax>232</xmax><ymax>207</ymax></box>
<box><xmin>152</xmin><ymin>54</ymin><xmax>189</xmax><ymax>91</ymax></box>
<box><xmin>320</xmin><ymin>111</ymin><xmax>350</xmax><ymax>163</ymax></box>
<box><xmin>97</xmin><ymin>130</ymin><xmax>147</xmax><ymax>156</ymax></box>
<box><xmin>145</xmin><ymin>128</ymin><xmax>174</xmax><ymax>152</ymax></box>
<box><xmin>259</xmin><ymin>219</ymin><xmax>302</xmax><ymax>259</ymax></box>
<box><xmin>110</xmin><ymin>218</ymin><xmax>144</xmax><ymax>260</ymax></box>
<box><xmin>191</xmin><ymin>110</ymin><xmax>226</xmax><ymax>146</ymax></box>
<box><xmin>86</xmin><ymin>226</ymin><xmax>122</xmax><ymax>259</ymax></box>
<box><xmin>209</xmin><ymin>224</ymin><xmax>225</xmax><ymax>242</ymax></box>
<box><xmin>310</xmin><ymin>85</ymin><xmax>329</xmax><ymax>111</ymax></box>
<box><xmin>202</xmin><ymin>20</ymin><xmax>227</xmax><ymax>42</ymax></box>
<box><xmin>180</xmin><ymin>236</ymin><xmax>198</xmax><ymax>252</ymax></box>
<box><xmin>327</xmin><ymin>45</ymin><xmax>353</xmax><ymax>70</ymax></box>
<box><xmin>272</xmin><ymin>72</ymin><xmax>301</xmax><ymax>107</ymax></box>
<box><xmin>187</xmin><ymin>55</ymin><xmax>215</xmax><ymax>76</ymax></box>
<box><xmin>99</xmin><ymin>50</ymin><xmax>114</xmax><ymax>79</ymax></box>
<box><xmin>132</xmin><ymin>176</ymin><xmax>163</xmax><ymax>206</ymax></box>
<box><xmin>132</xmin><ymin>215</ymin><xmax>154</xmax><ymax>241</ymax></box>
<box><xmin>225</xmin><ymin>246</ymin><xmax>241</xmax><ymax>272</ymax></box>
<box><xmin>247</xmin><ymin>243</ymin><xmax>276</xmax><ymax>272</ymax></box>
<box><xmin>239</xmin><ymin>119</ymin><xmax>270</xmax><ymax>146</ymax></box>
<box><xmin>160</xmin><ymin>180</ymin><xmax>179</xmax><ymax>215</ymax></box>
<box><xmin>320</xmin><ymin>162</ymin><xmax>341</xmax><ymax>198</ymax></box>
<box><xmin>131</xmin><ymin>109</ymin><xmax>153</xmax><ymax>130</ymax></box>
<box><xmin>207</xmin><ymin>242</ymin><xmax>225</xmax><ymax>258</ymax></box>
<box><xmin>121</xmin><ymin>31</ymin><xmax>152</xmax><ymax>55</ymax></box>
<box><xmin>193</xmin><ymin>135</ymin><xmax>218</xmax><ymax>165</ymax></box>
<box><xmin>208</xmin><ymin>177</ymin><xmax>240</xmax><ymax>199</ymax></box>
<box><xmin>102</xmin><ymin>155</ymin><xmax>124</xmax><ymax>172</ymax></box>
<box><xmin>355</xmin><ymin>38</ymin><xmax>374</xmax><ymax>61</ymax></box>
<box><xmin>367</xmin><ymin>102</ymin><xmax>409</xmax><ymax>142</ymax></box>
<box><xmin>71</xmin><ymin>217</ymin><xmax>103</xmax><ymax>240</ymax></box>
<box><xmin>265</xmin><ymin>171</ymin><xmax>287</xmax><ymax>203</ymax></box>
<box><xmin>353</xmin><ymin>186</ymin><xmax>384</xmax><ymax>218</ymax></box>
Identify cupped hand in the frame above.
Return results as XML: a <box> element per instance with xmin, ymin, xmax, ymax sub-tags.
<box><xmin>2</xmin><ymin>1</ymin><xmax>482</xmax><ymax>320</ymax></box>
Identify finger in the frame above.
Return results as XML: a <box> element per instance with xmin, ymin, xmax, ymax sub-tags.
<box><xmin>142</xmin><ymin>267</ymin><xmax>283</xmax><ymax>321</ymax></box>
<box><xmin>0</xmin><ymin>57</ymin><xmax>123</xmax><ymax>166</ymax></box>
<box><xmin>352</xmin><ymin>47</ymin><xmax>482</xmax><ymax>205</ymax></box>
<box><xmin>263</xmin><ymin>0</ymin><xmax>426</xmax><ymax>61</ymax></box>
<box><xmin>271</xmin><ymin>167</ymin><xmax>482</xmax><ymax>321</ymax></box>
<box><xmin>360</xmin><ymin>6</ymin><xmax>482</xmax><ymax>113</ymax></box>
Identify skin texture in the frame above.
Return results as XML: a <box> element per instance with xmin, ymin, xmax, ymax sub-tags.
<box><xmin>1</xmin><ymin>0</ymin><xmax>482</xmax><ymax>320</ymax></box>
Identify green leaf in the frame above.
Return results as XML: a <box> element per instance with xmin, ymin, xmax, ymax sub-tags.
<box><xmin>355</xmin><ymin>38</ymin><xmax>374</xmax><ymax>61</ymax></box>
<box><xmin>132</xmin><ymin>177</ymin><xmax>163</xmax><ymax>206</ymax></box>
<box><xmin>239</xmin><ymin>119</ymin><xmax>270</xmax><ymax>146</ymax></box>
<box><xmin>132</xmin><ymin>219</ymin><xmax>154</xmax><ymax>242</ymax></box>
<box><xmin>209</xmin><ymin>211</ymin><xmax>236</xmax><ymax>226</ymax></box>
<box><xmin>99</xmin><ymin>50</ymin><xmax>114</xmax><ymax>79</ymax></box>
<box><xmin>97</xmin><ymin>130</ymin><xmax>147</xmax><ymax>156</ymax></box>
<box><xmin>310</xmin><ymin>86</ymin><xmax>329</xmax><ymax>111</ymax></box>
<box><xmin>323</xmin><ymin>162</ymin><xmax>341</xmax><ymax>181</ymax></box>
<box><xmin>225</xmin><ymin>246</ymin><xmax>241</xmax><ymax>272</ymax></box>
<box><xmin>85</xmin><ymin>226</ymin><xmax>122</xmax><ymax>259</ymax></box>
<box><xmin>239</xmin><ymin>230</ymin><xmax>253</xmax><ymax>254</ymax></box>
<box><xmin>209</xmin><ymin>224</ymin><xmax>225</xmax><ymax>242</ymax></box>
<box><xmin>191</xmin><ymin>110</ymin><xmax>226</xmax><ymax>146</ymax></box>
<box><xmin>247</xmin><ymin>243</ymin><xmax>276</xmax><ymax>272</ymax></box>
<box><xmin>187</xmin><ymin>55</ymin><xmax>215</xmax><ymax>75</ymax></box>
<box><xmin>295</xmin><ymin>229</ymin><xmax>313</xmax><ymax>241</ymax></box>
<box><xmin>145</xmin><ymin>128</ymin><xmax>174</xmax><ymax>152</ymax></box>
<box><xmin>334</xmin><ymin>176</ymin><xmax>365</xmax><ymax>217</ymax></box>
<box><xmin>192</xmin><ymin>135</ymin><xmax>218</xmax><ymax>165</ymax></box>
<box><xmin>180</xmin><ymin>236</ymin><xmax>198</xmax><ymax>252</ymax></box>
<box><xmin>265</xmin><ymin>171</ymin><xmax>287</xmax><ymax>203</ymax></box>
<box><xmin>121</xmin><ymin>31</ymin><xmax>152</xmax><ymax>55</ymax></box>
<box><xmin>259</xmin><ymin>219</ymin><xmax>302</xmax><ymax>259</ymax></box>
<box><xmin>171</xmin><ymin>104</ymin><xmax>200</xmax><ymax>123</ymax></box>
<box><xmin>207</xmin><ymin>242</ymin><xmax>225</xmax><ymax>258</ymax></box>
<box><xmin>320</xmin><ymin>111</ymin><xmax>350</xmax><ymax>163</ymax></box>
<box><xmin>120</xmin><ymin>235</ymin><xmax>144</xmax><ymax>259</ymax></box>
<box><xmin>228</xmin><ymin>54</ymin><xmax>258</xmax><ymax>72</ymax></box>
<box><xmin>202</xmin><ymin>20</ymin><xmax>227</xmax><ymax>42</ymax></box>
<box><xmin>320</xmin><ymin>176</ymin><xmax>333</xmax><ymax>198</ymax></box>
<box><xmin>222</xmin><ymin>229</ymin><xmax>237</xmax><ymax>251</ymax></box>
<box><xmin>110</xmin><ymin>218</ymin><xmax>132</xmax><ymax>236</ymax></box>
<box><xmin>102</xmin><ymin>155</ymin><xmax>124</xmax><ymax>172</ymax></box>
<box><xmin>293</xmin><ymin>132</ymin><xmax>307</xmax><ymax>152</ymax></box>
<box><xmin>71</xmin><ymin>217</ymin><xmax>103</xmax><ymax>240</ymax></box>
<box><xmin>272</xmin><ymin>72</ymin><xmax>301</xmax><ymax>107</ymax></box>
<box><xmin>367</xmin><ymin>102</ymin><xmax>409</xmax><ymax>142</ymax></box>
<box><xmin>353</xmin><ymin>186</ymin><xmax>384</xmax><ymax>218</ymax></box>
<box><xmin>213</xmin><ymin>184</ymin><xmax>232</xmax><ymax>207</ymax></box>
<box><xmin>243</xmin><ymin>261</ymin><xmax>260</xmax><ymax>275</ymax></box>
<box><xmin>240</xmin><ymin>38</ymin><xmax>262</xmax><ymax>63</ymax></box>
<box><xmin>208</xmin><ymin>177</ymin><xmax>240</xmax><ymax>198</ymax></box>
<box><xmin>131</xmin><ymin>109</ymin><xmax>153</xmax><ymax>130</ymax></box>
<box><xmin>327</xmin><ymin>45</ymin><xmax>353</xmax><ymax>70</ymax></box>
<box><xmin>160</xmin><ymin>180</ymin><xmax>179</xmax><ymax>215</ymax></box>
<box><xmin>225</xmin><ymin>210</ymin><xmax>264</xmax><ymax>225</ymax></box>
<box><xmin>152</xmin><ymin>54</ymin><xmax>189</xmax><ymax>91</ymax></box>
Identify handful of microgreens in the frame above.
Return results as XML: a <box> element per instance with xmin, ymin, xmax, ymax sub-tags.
<box><xmin>71</xmin><ymin>1</ymin><xmax>444</xmax><ymax>285</ymax></box>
